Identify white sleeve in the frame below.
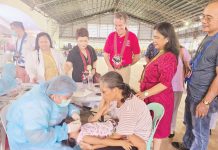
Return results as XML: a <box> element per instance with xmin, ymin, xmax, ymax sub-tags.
<box><xmin>25</xmin><ymin>51</ymin><xmax>37</xmax><ymax>81</ymax></box>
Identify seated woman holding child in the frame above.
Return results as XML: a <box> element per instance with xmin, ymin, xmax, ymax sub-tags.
<box><xmin>78</xmin><ymin>71</ymin><xmax>152</xmax><ymax>150</ymax></box>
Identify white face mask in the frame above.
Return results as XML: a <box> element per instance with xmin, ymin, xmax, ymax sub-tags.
<box><xmin>58</xmin><ymin>99</ymin><xmax>71</xmax><ymax>107</ymax></box>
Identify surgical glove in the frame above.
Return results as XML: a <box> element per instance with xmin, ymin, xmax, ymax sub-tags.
<box><xmin>72</xmin><ymin>113</ymin><xmax>80</xmax><ymax>120</ymax></box>
<box><xmin>67</xmin><ymin>120</ymin><xmax>81</xmax><ymax>133</ymax></box>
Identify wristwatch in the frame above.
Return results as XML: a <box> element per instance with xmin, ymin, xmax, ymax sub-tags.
<box><xmin>144</xmin><ymin>91</ymin><xmax>149</xmax><ymax>97</ymax></box>
<box><xmin>202</xmin><ymin>99</ymin><xmax>210</xmax><ymax>105</ymax></box>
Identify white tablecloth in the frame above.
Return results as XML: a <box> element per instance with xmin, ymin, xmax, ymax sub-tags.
<box><xmin>72</xmin><ymin>83</ymin><xmax>102</xmax><ymax>109</ymax></box>
<box><xmin>0</xmin><ymin>83</ymin><xmax>35</xmax><ymax>108</ymax></box>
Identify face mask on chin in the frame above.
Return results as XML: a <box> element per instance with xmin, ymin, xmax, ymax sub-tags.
<box><xmin>58</xmin><ymin>98</ymin><xmax>71</xmax><ymax>107</ymax></box>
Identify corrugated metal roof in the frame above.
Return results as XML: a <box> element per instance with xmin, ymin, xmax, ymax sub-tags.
<box><xmin>21</xmin><ymin>0</ymin><xmax>209</xmax><ymax>27</ymax></box>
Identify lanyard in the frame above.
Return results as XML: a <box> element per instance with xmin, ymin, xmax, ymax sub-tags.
<box><xmin>191</xmin><ymin>33</ymin><xmax>218</xmax><ymax>71</ymax></box>
<box><xmin>79</xmin><ymin>48</ymin><xmax>91</xmax><ymax>71</ymax></box>
<box><xmin>114</xmin><ymin>30</ymin><xmax>129</xmax><ymax>57</ymax></box>
<box><xmin>16</xmin><ymin>32</ymin><xmax>27</xmax><ymax>55</ymax></box>
<box><xmin>139</xmin><ymin>50</ymin><xmax>165</xmax><ymax>82</ymax></box>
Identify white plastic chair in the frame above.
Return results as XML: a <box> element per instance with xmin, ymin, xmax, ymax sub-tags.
<box><xmin>0</xmin><ymin>104</ymin><xmax>10</xmax><ymax>150</ymax></box>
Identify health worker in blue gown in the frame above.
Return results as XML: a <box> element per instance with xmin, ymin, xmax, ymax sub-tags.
<box><xmin>6</xmin><ymin>75</ymin><xmax>81</xmax><ymax>150</ymax></box>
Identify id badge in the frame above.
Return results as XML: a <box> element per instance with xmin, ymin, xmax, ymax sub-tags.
<box><xmin>112</xmin><ymin>55</ymin><xmax>122</xmax><ymax>65</ymax></box>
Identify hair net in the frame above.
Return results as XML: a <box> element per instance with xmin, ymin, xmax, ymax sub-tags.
<box><xmin>46</xmin><ymin>75</ymin><xmax>77</xmax><ymax>96</ymax></box>
<box><xmin>0</xmin><ymin>63</ymin><xmax>17</xmax><ymax>95</ymax></box>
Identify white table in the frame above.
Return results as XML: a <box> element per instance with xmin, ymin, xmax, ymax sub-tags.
<box><xmin>0</xmin><ymin>83</ymin><xmax>34</xmax><ymax>108</ymax></box>
<box><xmin>72</xmin><ymin>83</ymin><xmax>102</xmax><ymax>109</ymax></box>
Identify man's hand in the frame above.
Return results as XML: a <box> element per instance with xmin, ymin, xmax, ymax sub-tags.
<box><xmin>195</xmin><ymin>101</ymin><xmax>209</xmax><ymax>118</ymax></box>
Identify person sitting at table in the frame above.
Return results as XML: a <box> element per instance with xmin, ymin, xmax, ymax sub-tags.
<box><xmin>79</xmin><ymin>71</ymin><xmax>152</xmax><ymax>150</ymax></box>
<box><xmin>64</xmin><ymin>28</ymin><xmax>97</xmax><ymax>82</ymax></box>
<box><xmin>6</xmin><ymin>76</ymin><xmax>81</xmax><ymax>150</ymax></box>
<box><xmin>25</xmin><ymin>32</ymin><xmax>65</xmax><ymax>83</ymax></box>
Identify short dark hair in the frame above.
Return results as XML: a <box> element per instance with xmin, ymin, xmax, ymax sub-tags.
<box><xmin>10</xmin><ymin>21</ymin><xmax>25</xmax><ymax>30</ymax></box>
<box><xmin>100</xmin><ymin>71</ymin><xmax>135</xmax><ymax>103</ymax></box>
<box><xmin>114</xmin><ymin>12</ymin><xmax>128</xmax><ymax>23</ymax></box>
<box><xmin>154</xmin><ymin>22</ymin><xmax>179</xmax><ymax>57</ymax></box>
<box><xmin>35</xmin><ymin>32</ymin><xmax>53</xmax><ymax>50</ymax></box>
<box><xmin>75</xmin><ymin>28</ymin><xmax>89</xmax><ymax>39</ymax></box>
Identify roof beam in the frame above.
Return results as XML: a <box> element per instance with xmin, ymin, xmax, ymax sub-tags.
<box><xmin>60</xmin><ymin>8</ymin><xmax>115</xmax><ymax>24</ymax></box>
<box><xmin>34</xmin><ymin>0</ymin><xmax>60</xmax><ymax>8</ymax></box>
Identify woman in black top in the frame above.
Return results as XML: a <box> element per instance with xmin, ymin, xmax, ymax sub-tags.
<box><xmin>64</xmin><ymin>28</ymin><xmax>97</xmax><ymax>82</ymax></box>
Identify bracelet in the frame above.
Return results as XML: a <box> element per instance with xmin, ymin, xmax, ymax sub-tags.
<box><xmin>202</xmin><ymin>99</ymin><xmax>210</xmax><ymax>105</ymax></box>
<box><xmin>144</xmin><ymin>91</ymin><xmax>149</xmax><ymax>97</ymax></box>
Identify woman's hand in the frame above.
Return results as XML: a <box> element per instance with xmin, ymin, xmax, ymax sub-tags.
<box><xmin>119</xmin><ymin>140</ymin><xmax>133</xmax><ymax>150</ymax></box>
<box><xmin>72</xmin><ymin>113</ymin><xmax>80</xmax><ymax>120</ymax></box>
<box><xmin>63</xmin><ymin>62</ymin><xmax>73</xmax><ymax>75</ymax></box>
<box><xmin>68</xmin><ymin>131</ymin><xmax>79</xmax><ymax>139</ymax></box>
<box><xmin>184</xmin><ymin>64</ymin><xmax>192</xmax><ymax>78</ymax></box>
<box><xmin>136</xmin><ymin>92</ymin><xmax>146</xmax><ymax>100</ymax></box>
<box><xmin>88</xmin><ymin>100</ymin><xmax>109</xmax><ymax>123</ymax></box>
<box><xmin>32</xmin><ymin>77</ymin><xmax>38</xmax><ymax>84</ymax></box>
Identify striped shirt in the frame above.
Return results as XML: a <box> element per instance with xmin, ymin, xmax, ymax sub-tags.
<box><xmin>108</xmin><ymin>95</ymin><xmax>152</xmax><ymax>142</ymax></box>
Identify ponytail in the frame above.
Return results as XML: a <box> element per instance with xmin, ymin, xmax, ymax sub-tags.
<box><xmin>119</xmin><ymin>83</ymin><xmax>136</xmax><ymax>103</ymax></box>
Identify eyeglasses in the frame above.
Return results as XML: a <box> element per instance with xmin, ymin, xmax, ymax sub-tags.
<box><xmin>200</xmin><ymin>14</ymin><xmax>218</xmax><ymax>22</ymax></box>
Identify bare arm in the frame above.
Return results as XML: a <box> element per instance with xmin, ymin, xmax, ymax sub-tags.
<box><xmin>82</xmin><ymin>136</ymin><xmax>133</xmax><ymax>150</ymax></box>
<box><xmin>91</xmin><ymin>61</ymin><xmax>97</xmax><ymax>75</ymax></box>
<box><xmin>132</xmin><ymin>54</ymin><xmax>140</xmax><ymax>65</ymax></box>
<box><xmin>88</xmin><ymin>99</ymin><xmax>109</xmax><ymax>122</ymax></box>
<box><xmin>92</xmin><ymin>61</ymin><xmax>97</xmax><ymax>69</ymax></box>
<box><xmin>181</xmin><ymin>48</ymin><xmax>192</xmax><ymax>78</ymax></box>
<box><xmin>104</xmin><ymin>53</ymin><xmax>114</xmax><ymax>71</ymax></box>
<box><xmin>82</xmin><ymin>133</ymin><xmax>144</xmax><ymax>150</ymax></box>
<box><xmin>63</xmin><ymin>61</ymin><xmax>73</xmax><ymax>77</ymax></box>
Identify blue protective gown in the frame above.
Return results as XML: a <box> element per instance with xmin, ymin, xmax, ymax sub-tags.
<box><xmin>0</xmin><ymin>63</ymin><xmax>17</xmax><ymax>95</ymax></box>
<box><xmin>6</xmin><ymin>83</ymin><xmax>81</xmax><ymax>150</ymax></box>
